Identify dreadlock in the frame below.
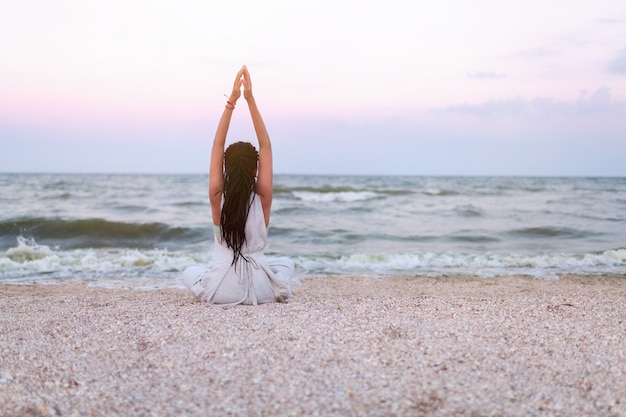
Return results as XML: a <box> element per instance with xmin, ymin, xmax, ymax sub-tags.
<box><xmin>221</xmin><ymin>141</ymin><xmax>259</xmax><ymax>265</ymax></box>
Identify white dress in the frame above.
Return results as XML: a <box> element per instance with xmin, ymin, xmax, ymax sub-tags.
<box><xmin>182</xmin><ymin>193</ymin><xmax>293</xmax><ymax>305</ymax></box>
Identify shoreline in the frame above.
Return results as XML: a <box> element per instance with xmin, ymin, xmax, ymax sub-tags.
<box><xmin>3</xmin><ymin>270</ymin><xmax>625</xmax><ymax>290</ymax></box>
<box><xmin>1</xmin><ymin>274</ymin><xmax>625</xmax><ymax>416</ymax></box>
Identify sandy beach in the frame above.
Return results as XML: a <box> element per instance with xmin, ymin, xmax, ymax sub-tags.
<box><xmin>1</xmin><ymin>275</ymin><xmax>625</xmax><ymax>417</ymax></box>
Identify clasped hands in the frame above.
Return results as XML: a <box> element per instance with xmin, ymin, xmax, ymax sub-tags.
<box><xmin>229</xmin><ymin>65</ymin><xmax>253</xmax><ymax>104</ymax></box>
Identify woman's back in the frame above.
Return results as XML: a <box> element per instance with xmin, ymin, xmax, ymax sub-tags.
<box><xmin>215</xmin><ymin>194</ymin><xmax>268</xmax><ymax>255</ymax></box>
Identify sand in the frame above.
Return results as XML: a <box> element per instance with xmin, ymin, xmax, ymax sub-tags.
<box><xmin>1</xmin><ymin>274</ymin><xmax>625</xmax><ymax>417</ymax></box>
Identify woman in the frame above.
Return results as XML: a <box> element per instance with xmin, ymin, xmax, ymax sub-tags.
<box><xmin>182</xmin><ymin>66</ymin><xmax>294</xmax><ymax>305</ymax></box>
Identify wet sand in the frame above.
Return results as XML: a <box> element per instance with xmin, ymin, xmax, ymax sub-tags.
<box><xmin>1</xmin><ymin>274</ymin><xmax>625</xmax><ymax>416</ymax></box>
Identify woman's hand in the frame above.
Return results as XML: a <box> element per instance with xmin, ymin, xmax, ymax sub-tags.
<box><xmin>229</xmin><ymin>66</ymin><xmax>245</xmax><ymax>104</ymax></box>
<box><xmin>242</xmin><ymin>65</ymin><xmax>254</xmax><ymax>101</ymax></box>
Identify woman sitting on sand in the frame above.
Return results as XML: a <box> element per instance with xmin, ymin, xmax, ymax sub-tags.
<box><xmin>182</xmin><ymin>66</ymin><xmax>294</xmax><ymax>305</ymax></box>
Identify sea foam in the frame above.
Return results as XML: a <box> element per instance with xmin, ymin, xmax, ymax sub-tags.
<box><xmin>292</xmin><ymin>191</ymin><xmax>380</xmax><ymax>203</ymax></box>
<box><xmin>0</xmin><ymin>237</ymin><xmax>210</xmax><ymax>282</ymax></box>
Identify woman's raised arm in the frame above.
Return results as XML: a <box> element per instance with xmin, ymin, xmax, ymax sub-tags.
<box><xmin>242</xmin><ymin>66</ymin><xmax>273</xmax><ymax>226</ymax></box>
<box><xmin>209</xmin><ymin>66</ymin><xmax>244</xmax><ymax>226</ymax></box>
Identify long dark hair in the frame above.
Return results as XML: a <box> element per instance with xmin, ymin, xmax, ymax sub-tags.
<box><xmin>221</xmin><ymin>141</ymin><xmax>259</xmax><ymax>264</ymax></box>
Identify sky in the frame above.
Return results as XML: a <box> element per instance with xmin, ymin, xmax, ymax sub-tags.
<box><xmin>1</xmin><ymin>0</ymin><xmax>625</xmax><ymax>176</ymax></box>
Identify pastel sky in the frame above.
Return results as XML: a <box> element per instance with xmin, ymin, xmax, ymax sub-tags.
<box><xmin>1</xmin><ymin>0</ymin><xmax>625</xmax><ymax>176</ymax></box>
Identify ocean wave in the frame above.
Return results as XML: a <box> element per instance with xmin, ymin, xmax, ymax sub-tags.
<box><xmin>450</xmin><ymin>234</ymin><xmax>500</xmax><ymax>243</ymax></box>
<box><xmin>454</xmin><ymin>204</ymin><xmax>484</xmax><ymax>217</ymax></box>
<box><xmin>274</xmin><ymin>185</ymin><xmax>414</xmax><ymax>195</ymax></box>
<box><xmin>42</xmin><ymin>192</ymin><xmax>73</xmax><ymax>200</ymax></box>
<box><xmin>2</xmin><ymin>237</ymin><xmax>624</xmax><ymax>285</ymax></box>
<box><xmin>0</xmin><ymin>217</ymin><xmax>209</xmax><ymax>249</ymax></box>
<box><xmin>423</xmin><ymin>189</ymin><xmax>460</xmax><ymax>196</ymax></box>
<box><xmin>43</xmin><ymin>180</ymin><xmax>71</xmax><ymax>190</ymax></box>
<box><xmin>274</xmin><ymin>185</ymin><xmax>413</xmax><ymax>203</ymax></box>
<box><xmin>0</xmin><ymin>237</ymin><xmax>211</xmax><ymax>281</ymax></box>
<box><xmin>292</xmin><ymin>191</ymin><xmax>381</xmax><ymax>203</ymax></box>
<box><xmin>173</xmin><ymin>201</ymin><xmax>207</xmax><ymax>207</ymax></box>
<box><xmin>293</xmin><ymin>249</ymin><xmax>626</xmax><ymax>278</ymax></box>
<box><xmin>507</xmin><ymin>226</ymin><xmax>598</xmax><ymax>239</ymax></box>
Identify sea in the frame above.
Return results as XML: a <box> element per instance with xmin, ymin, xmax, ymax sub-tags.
<box><xmin>1</xmin><ymin>173</ymin><xmax>624</xmax><ymax>288</ymax></box>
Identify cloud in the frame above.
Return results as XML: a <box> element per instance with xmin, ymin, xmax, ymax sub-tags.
<box><xmin>466</xmin><ymin>71</ymin><xmax>506</xmax><ymax>79</ymax></box>
<box><xmin>608</xmin><ymin>46</ymin><xmax>626</xmax><ymax>74</ymax></box>
<box><xmin>515</xmin><ymin>48</ymin><xmax>559</xmax><ymax>60</ymax></box>
<box><xmin>435</xmin><ymin>87</ymin><xmax>623</xmax><ymax>118</ymax></box>
<box><xmin>597</xmin><ymin>17</ymin><xmax>624</xmax><ymax>24</ymax></box>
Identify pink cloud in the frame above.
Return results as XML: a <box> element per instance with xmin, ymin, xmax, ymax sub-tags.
<box><xmin>0</xmin><ymin>86</ymin><xmax>211</xmax><ymax>139</ymax></box>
